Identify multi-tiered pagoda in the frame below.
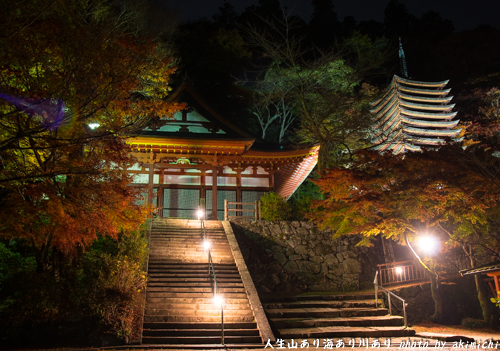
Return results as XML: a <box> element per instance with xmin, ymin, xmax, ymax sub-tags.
<box><xmin>371</xmin><ymin>75</ymin><xmax>462</xmax><ymax>154</ymax></box>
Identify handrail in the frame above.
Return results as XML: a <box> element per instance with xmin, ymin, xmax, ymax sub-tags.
<box><xmin>201</xmin><ymin>216</ymin><xmax>224</xmax><ymax>345</ymax></box>
<box><xmin>374</xmin><ymin>271</ymin><xmax>408</xmax><ymax>328</ymax></box>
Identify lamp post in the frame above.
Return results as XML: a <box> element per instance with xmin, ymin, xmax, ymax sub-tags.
<box><xmin>405</xmin><ymin>232</ymin><xmax>443</xmax><ymax>322</ymax></box>
<box><xmin>213</xmin><ymin>294</ymin><xmax>224</xmax><ymax>345</ymax></box>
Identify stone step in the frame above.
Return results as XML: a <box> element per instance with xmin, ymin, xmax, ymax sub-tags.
<box><xmin>266</xmin><ymin>307</ymin><xmax>389</xmax><ymax>319</ymax></box>
<box><xmin>145</xmin><ymin>308</ymin><xmax>254</xmax><ymax>317</ymax></box>
<box><xmin>148</xmin><ymin>282</ymin><xmax>243</xmax><ymax>288</ymax></box>
<box><xmin>269</xmin><ymin>315</ymin><xmax>405</xmax><ymax>329</ymax></box>
<box><xmin>263</xmin><ymin>299</ymin><xmax>381</xmax><ymax>309</ymax></box>
<box><xmin>261</xmin><ymin>293</ymin><xmax>380</xmax><ymax>303</ymax></box>
<box><xmin>143</xmin><ymin>328</ymin><xmax>260</xmax><ymax>337</ymax></box>
<box><xmin>144</xmin><ymin>220</ymin><xmax>260</xmax><ymax>346</ymax></box>
<box><xmin>145</xmin><ymin>303</ymin><xmax>252</xmax><ymax>311</ymax></box>
<box><xmin>143</xmin><ymin>322</ymin><xmax>257</xmax><ymax>330</ymax></box>
<box><xmin>149</xmin><ymin>270</ymin><xmax>238</xmax><ymax>274</ymax></box>
<box><xmin>146</xmin><ymin>292</ymin><xmax>248</xmax><ymax>299</ymax></box>
<box><xmin>148</xmin><ymin>277</ymin><xmax>242</xmax><ymax>284</ymax></box>
<box><xmin>147</xmin><ymin>273</ymin><xmax>240</xmax><ymax>279</ymax></box>
<box><xmin>145</xmin><ymin>287</ymin><xmax>246</xmax><ymax>293</ymax></box>
<box><xmin>276</xmin><ymin>326</ymin><xmax>414</xmax><ymax>339</ymax></box>
<box><xmin>143</xmin><ymin>315</ymin><xmax>255</xmax><ymax>323</ymax></box>
<box><xmin>141</xmin><ymin>335</ymin><xmax>262</xmax><ymax>345</ymax></box>
<box><xmin>146</xmin><ymin>297</ymin><xmax>251</xmax><ymax>305</ymax></box>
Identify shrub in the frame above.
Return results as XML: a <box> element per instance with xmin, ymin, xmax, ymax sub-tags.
<box><xmin>261</xmin><ymin>192</ymin><xmax>292</xmax><ymax>220</ymax></box>
<box><xmin>461</xmin><ymin>318</ymin><xmax>487</xmax><ymax>329</ymax></box>
<box><xmin>74</xmin><ymin>229</ymin><xmax>148</xmax><ymax>342</ymax></box>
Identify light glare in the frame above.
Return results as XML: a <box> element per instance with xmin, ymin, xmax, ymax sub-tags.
<box><xmin>213</xmin><ymin>294</ymin><xmax>223</xmax><ymax>306</ymax></box>
<box><xmin>395</xmin><ymin>266</ymin><xmax>403</xmax><ymax>274</ymax></box>
<box><xmin>418</xmin><ymin>235</ymin><xmax>440</xmax><ymax>256</ymax></box>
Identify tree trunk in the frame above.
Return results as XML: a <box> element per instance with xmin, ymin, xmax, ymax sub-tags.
<box><xmin>468</xmin><ymin>254</ymin><xmax>493</xmax><ymax>324</ymax></box>
<box><xmin>430</xmin><ymin>272</ymin><xmax>443</xmax><ymax>323</ymax></box>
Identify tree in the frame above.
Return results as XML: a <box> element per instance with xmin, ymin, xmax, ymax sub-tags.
<box><xmin>244</xmin><ymin>10</ymin><xmax>387</xmax><ymax>171</ymax></box>
<box><xmin>308</xmin><ymin>147</ymin><xmax>500</xmax><ymax>323</ymax></box>
<box><xmin>0</xmin><ymin>0</ymin><xmax>182</xmax><ymax>269</ymax></box>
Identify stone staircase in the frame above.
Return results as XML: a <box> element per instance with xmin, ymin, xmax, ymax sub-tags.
<box><xmin>141</xmin><ymin>219</ymin><xmax>264</xmax><ymax>348</ymax></box>
<box><xmin>261</xmin><ymin>292</ymin><xmax>415</xmax><ymax>341</ymax></box>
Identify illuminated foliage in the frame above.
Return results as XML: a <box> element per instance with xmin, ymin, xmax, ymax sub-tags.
<box><xmin>0</xmin><ymin>0</ymin><xmax>182</xmax><ymax>267</ymax></box>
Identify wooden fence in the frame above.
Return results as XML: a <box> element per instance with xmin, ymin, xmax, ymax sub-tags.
<box><xmin>377</xmin><ymin>260</ymin><xmax>428</xmax><ymax>286</ymax></box>
<box><xmin>224</xmin><ymin>199</ymin><xmax>261</xmax><ymax>221</ymax></box>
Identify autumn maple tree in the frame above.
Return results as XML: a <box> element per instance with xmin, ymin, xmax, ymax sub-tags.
<box><xmin>309</xmin><ymin>146</ymin><xmax>500</xmax><ymax>323</ymax></box>
<box><xmin>0</xmin><ymin>0</ymin><xmax>182</xmax><ymax>269</ymax></box>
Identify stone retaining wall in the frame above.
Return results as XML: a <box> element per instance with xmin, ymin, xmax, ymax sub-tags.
<box><xmin>230</xmin><ymin>219</ymin><xmax>485</xmax><ymax>324</ymax></box>
<box><xmin>230</xmin><ymin>219</ymin><xmax>385</xmax><ymax>293</ymax></box>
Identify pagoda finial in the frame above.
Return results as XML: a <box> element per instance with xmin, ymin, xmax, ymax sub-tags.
<box><xmin>399</xmin><ymin>37</ymin><xmax>409</xmax><ymax>78</ymax></box>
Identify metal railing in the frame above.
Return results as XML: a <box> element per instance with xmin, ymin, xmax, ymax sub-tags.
<box><xmin>224</xmin><ymin>199</ymin><xmax>261</xmax><ymax>221</ymax></box>
<box><xmin>374</xmin><ymin>271</ymin><xmax>408</xmax><ymax>328</ymax></box>
<box><xmin>200</xmin><ymin>213</ymin><xmax>224</xmax><ymax>345</ymax></box>
<box><xmin>377</xmin><ymin>260</ymin><xmax>427</xmax><ymax>286</ymax></box>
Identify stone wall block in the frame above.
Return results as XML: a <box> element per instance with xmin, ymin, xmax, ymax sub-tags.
<box><xmin>324</xmin><ymin>253</ymin><xmax>338</xmax><ymax>266</ymax></box>
<box><xmin>294</xmin><ymin>244</ymin><xmax>308</xmax><ymax>255</ymax></box>
<box><xmin>297</xmin><ymin>260</ymin><xmax>321</xmax><ymax>274</ymax></box>
<box><xmin>301</xmin><ymin>221</ymin><xmax>314</xmax><ymax>229</ymax></box>
<box><xmin>283</xmin><ymin>261</ymin><xmax>300</xmax><ymax>274</ymax></box>
<box><xmin>336</xmin><ymin>252</ymin><xmax>345</xmax><ymax>263</ymax></box>
<box><xmin>274</xmin><ymin>252</ymin><xmax>287</xmax><ymax>266</ymax></box>
<box><xmin>343</xmin><ymin>258</ymin><xmax>362</xmax><ymax>275</ymax></box>
<box><xmin>289</xmin><ymin>254</ymin><xmax>302</xmax><ymax>261</ymax></box>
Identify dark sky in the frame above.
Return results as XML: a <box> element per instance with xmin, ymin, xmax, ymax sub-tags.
<box><xmin>165</xmin><ymin>0</ymin><xmax>500</xmax><ymax>32</ymax></box>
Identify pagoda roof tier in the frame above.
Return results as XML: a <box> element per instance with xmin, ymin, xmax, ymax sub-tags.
<box><xmin>371</xmin><ymin>91</ymin><xmax>454</xmax><ymax>114</ymax></box>
<box><xmin>371</xmin><ymin>75</ymin><xmax>461</xmax><ymax>154</ymax></box>
<box><xmin>399</xmin><ymin>108</ymin><xmax>457</xmax><ymax>120</ymax></box>
<box><xmin>401</xmin><ymin>117</ymin><xmax>459</xmax><ymax>128</ymax></box>
<box><xmin>403</xmin><ymin>127</ymin><xmax>461</xmax><ymax>137</ymax></box>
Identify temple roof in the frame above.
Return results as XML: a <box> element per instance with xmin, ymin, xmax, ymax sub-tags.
<box><xmin>128</xmin><ymin>81</ymin><xmax>319</xmax><ymax>199</ymax></box>
<box><xmin>371</xmin><ymin>75</ymin><xmax>462</xmax><ymax>154</ymax></box>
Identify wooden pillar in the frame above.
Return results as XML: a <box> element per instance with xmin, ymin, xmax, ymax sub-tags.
<box><xmin>147</xmin><ymin>163</ymin><xmax>155</xmax><ymax>206</ymax></box>
<box><xmin>487</xmin><ymin>272</ymin><xmax>500</xmax><ymax>298</ymax></box>
<box><xmin>200</xmin><ymin>170</ymin><xmax>206</xmax><ymax>210</ymax></box>
<box><xmin>158</xmin><ymin>169</ymin><xmax>164</xmax><ymax>218</ymax></box>
<box><xmin>212</xmin><ymin>165</ymin><xmax>218</xmax><ymax>220</ymax></box>
<box><xmin>236</xmin><ymin>168</ymin><xmax>242</xmax><ymax>202</ymax></box>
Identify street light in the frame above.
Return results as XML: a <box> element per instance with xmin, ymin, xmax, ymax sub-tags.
<box><xmin>197</xmin><ymin>209</ymin><xmax>204</xmax><ymax>220</ymax></box>
<box><xmin>417</xmin><ymin>235</ymin><xmax>440</xmax><ymax>256</ymax></box>
<box><xmin>395</xmin><ymin>266</ymin><xmax>403</xmax><ymax>275</ymax></box>
<box><xmin>213</xmin><ymin>294</ymin><xmax>224</xmax><ymax>345</ymax></box>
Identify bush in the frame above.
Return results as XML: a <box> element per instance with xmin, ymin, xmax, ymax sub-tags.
<box><xmin>261</xmin><ymin>192</ymin><xmax>293</xmax><ymax>220</ymax></box>
<box><xmin>461</xmin><ymin>318</ymin><xmax>488</xmax><ymax>329</ymax></box>
<box><xmin>74</xmin><ymin>229</ymin><xmax>148</xmax><ymax>342</ymax></box>
<box><xmin>0</xmin><ymin>228</ymin><xmax>148</xmax><ymax>346</ymax></box>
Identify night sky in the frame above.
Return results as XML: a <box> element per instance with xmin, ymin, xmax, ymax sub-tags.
<box><xmin>165</xmin><ymin>0</ymin><xmax>500</xmax><ymax>32</ymax></box>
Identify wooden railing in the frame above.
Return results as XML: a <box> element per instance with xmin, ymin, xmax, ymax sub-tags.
<box><xmin>377</xmin><ymin>260</ymin><xmax>428</xmax><ymax>286</ymax></box>
<box><xmin>224</xmin><ymin>199</ymin><xmax>261</xmax><ymax>221</ymax></box>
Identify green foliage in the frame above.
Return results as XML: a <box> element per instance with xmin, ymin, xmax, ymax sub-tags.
<box><xmin>74</xmin><ymin>230</ymin><xmax>148</xmax><ymax>342</ymax></box>
<box><xmin>261</xmin><ymin>192</ymin><xmax>293</xmax><ymax>221</ymax></box>
<box><xmin>289</xmin><ymin>178</ymin><xmax>324</xmax><ymax>220</ymax></box>
<box><xmin>0</xmin><ymin>228</ymin><xmax>148</xmax><ymax>344</ymax></box>
<box><xmin>0</xmin><ymin>242</ymin><xmax>36</xmax><ymax>312</ymax></box>
<box><xmin>461</xmin><ymin>318</ymin><xmax>488</xmax><ymax>329</ymax></box>
<box><xmin>491</xmin><ymin>295</ymin><xmax>500</xmax><ymax>310</ymax></box>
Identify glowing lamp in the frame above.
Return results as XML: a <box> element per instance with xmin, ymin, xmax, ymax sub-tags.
<box><xmin>213</xmin><ymin>294</ymin><xmax>224</xmax><ymax>306</ymax></box>
<box><xmin>197</xmin><ymin>209</ymin><xmax>204</xmax><ymax>220</ymax></box>
<box><xmin>88</xmin><ymin>122</ymin><xmax>100</xmax><ymax>129</ymax></box>
<box><xmin>417</xmin><ymin>235</ymin><xmax>440</xmax><ymax>256</ymax></box>
<box><xmin>203</xmin><ymin>240</ymin><xmax>211</xmax><ymax>251</ymax></box>
<box><xmin>395</xmin><ymin>266</ymin><xmax>403</xmax><ymax>275</ymax></box>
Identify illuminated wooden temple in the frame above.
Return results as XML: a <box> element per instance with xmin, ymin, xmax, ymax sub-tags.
<box><xmin>127</xmin><ymin>82</ymin><xmax>319</xmax><ymax>219</ymax></box>
<box><xmin>371</xmin><ymin>75</ymin><xmax>462</xmax><ymax>154</ymax></box>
